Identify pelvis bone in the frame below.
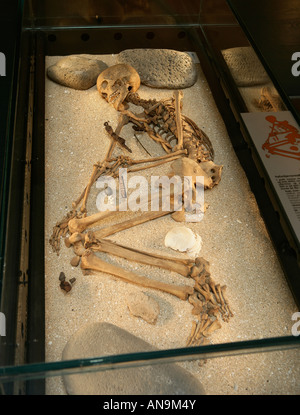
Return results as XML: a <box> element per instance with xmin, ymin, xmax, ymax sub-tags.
<box><xmin>97</xmin><ymin>63</ymin><xmax>141</xmax><ymax>110</ymax></box>
<box><xmin>170</xmin><ymin>157</ymin><xmax>223</xmax><ymax>191</ymax></box>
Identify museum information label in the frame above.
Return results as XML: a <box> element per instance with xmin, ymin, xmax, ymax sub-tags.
<box><xmin>241</xmin><ymin>111</ymin><xmax>300</xmax><ymax>243</ymax></box>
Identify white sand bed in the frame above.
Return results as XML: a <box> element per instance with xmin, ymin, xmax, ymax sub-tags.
<box><xmin>44</xmin><ymin>54</ymin><xmax>299</xmax><ymax>395</ymax></box>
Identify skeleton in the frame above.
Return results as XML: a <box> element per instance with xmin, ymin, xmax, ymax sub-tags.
<box><xmin>49</xmin><ymin>62</ymin><xmax>232</xmax><ymax>346</ymax></box>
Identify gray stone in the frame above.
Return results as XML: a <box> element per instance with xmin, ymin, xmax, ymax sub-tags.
<box><xmin>117</xmin><ymin>49</ymin><xmax>197</xmax><ymax>89</ymax></box>
<box><xmin>126</xmin><ymin>291</ymin><xmax>160</xmax><ymax>324</ymax></box>
<box><xmin>47</xmin><ymin>55</ymin><xmax>108</xmax><ymax>90</ymax></box>
<box><xmin>62</xmin><ymin>322</ymin><xmax>205</xmax><ymax>395</ymax></box>
<box><xmin>221</xmin><ymin>47</ymin><xmax>270</xmax><ymax>87</ymax></box>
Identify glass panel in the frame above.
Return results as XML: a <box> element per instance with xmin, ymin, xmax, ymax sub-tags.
<box><xmin>22</xmin><ymin>0</ymin><xmax>202</xmax><ymax>28</ymax></box>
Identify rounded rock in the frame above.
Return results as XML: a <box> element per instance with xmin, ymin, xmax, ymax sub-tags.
<box><xmin>62</xmin><ymin>322</ymin><xmax>205</xmax><ymax>395</ymax></box>
<box><xmin>117</xmin><ymin>49</ymin><xmax>197</xmax><ymax>89</ymax></box>
<box><xmin>47</xmin><ymin>55</ymin><xmax>108</xmax><ymax>90</ymax></box>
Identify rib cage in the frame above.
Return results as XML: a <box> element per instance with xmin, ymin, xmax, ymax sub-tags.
<box><xmin>126</xmin><ymin>92</ymin><xmax>214</xmax><ymax>162</ymax></box>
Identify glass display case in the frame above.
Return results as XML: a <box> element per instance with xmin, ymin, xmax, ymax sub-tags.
<box><xmin>0</xmin><ymin>0</ymin><xmax>299</xmax><ymax>395</ymax></box>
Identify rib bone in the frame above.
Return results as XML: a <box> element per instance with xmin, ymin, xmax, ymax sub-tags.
<box><xmin>80</xmin><ymin>250</ymin><xmax>194</xmax><ymax>300</ymax></box>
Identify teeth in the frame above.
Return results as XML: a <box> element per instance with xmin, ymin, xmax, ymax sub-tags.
<box><xmin>109</xmin><ymin>90</ymin><xmax>120</xmax><ymax>103</ymax></box>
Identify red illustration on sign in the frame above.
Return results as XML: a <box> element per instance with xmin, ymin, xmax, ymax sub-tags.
<box><xmin>262</xmin><ymin>115</ymin><xmax>300</xmax><ymax>161</ymax></box>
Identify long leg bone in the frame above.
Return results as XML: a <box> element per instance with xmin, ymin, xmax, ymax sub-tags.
<box><xmin>84</xmin><ymin>237</ymin><xmax>192</xmax><ymax>277</ymax></box>
<box><xmin>77</xmin><ymin>115</ymin><xmax>129</xmax><ymax>213</ymax></box>
<box><xmin>93</xmin><ymin>209</ymin><xmax>173</xmax><ymax>239</ymax></box>
<box><xmin>81</xmin><ymin>250</ymin><xmax>194</xmax><ymax>300</ymax></box>
<box><xmin>68</xmin><ymin>210</ymin><xmax>119</xmax><ymax>234</ymax></box>
<box><xmin>86</xmin><ymin>235</ymin><xmax>194</xmax><ymax>264</ymax></box>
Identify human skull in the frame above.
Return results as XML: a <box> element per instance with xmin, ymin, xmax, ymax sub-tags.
<box><xmin>97</xmin><ymin>63</ymin><xmax>140</xmax><ymax>110</ymax></box>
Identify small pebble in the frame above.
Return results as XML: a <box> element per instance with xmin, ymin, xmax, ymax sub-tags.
<box><xmin>70</xmin><ymin>256</ymin><xmax>81</xmax><ymax>267</ymax></box>
<box><xmin>60</xmin><ymin>280</ymin><xmax>72</xmax><ymax>292</ymax></box>
<box><xmin>59</xmin><ymin>271</ymin><xmax>66</xmax><ymax>282</ymax></box>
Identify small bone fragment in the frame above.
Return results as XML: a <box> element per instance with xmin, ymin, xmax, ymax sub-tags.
<box><xmin>192</xmin><ymin>314</ymin><xmax>209</xmax><ymax>344</ymax></box>
<box><xmin>60</xmin><ymin>280</ymin><xmax>72</xmax><ymax>292</ymax></box>
<box><xmin>197</xmin><ymin>318</ymin><xmax>212</xmax><ymax>339</ymax></box>
<box><xmin>194</xmin><ymin>283</ymin><xmax>217</xmax><ymax>305</ymax></box>
<box><xmin>64</xmin><ymin>238</ymin><xmax>72</xmax><ymax>248</ymax></box>
<box><xmin>215</xmin><ymin>284</ymin><xmax>224</xmax><ymax>307</ymax></box>
<box><xmin>72</xmin><ymin>240</ymin><xmax>86</xmax><ymax>257</ymax></box>
<box><xmin>164</xmin><ymin>226</ymin><xmax>202</xmax><ymax>257</ymax></box>
<box><xmin>193</xmin><ymin>274</ymin><xmax>206</xmax><ymax>286</ymax></box>
<box><xmin>86</xmin><ymin>238</ymin><xmax>191</xmax><ymax>277</ymax></box>
<box><xmin>206</xmin><ymin>303</ymin><xmax>220</xmax><ymax>317</ymax></box>
<box><xmin>171</xmin><ymin>210</ymin><xmax>186</xmax><ymax>222</ymax></box>
<box><xmin>188</xmin><ymin>293</ymin><xmax>203</xmax><ymax>309</ymax></box>
<box><xmin>215</xmin><ymin>284</ymin><xmax>230</xmax><ymax>320</ymax></box>
<box><xmin>70</xmin><ymin>256</ymin><xmax>81</xmax><ymax>267</ymax></box>
<box><xmin>202</xmin><ymin>319</ymin><xmax>222</xmax><ymax>337</ymax></box>
<box><xmin>221</xmin><ymin>285</ymin><xmax>234</xmax><ymax>317</ymax></box>
<box><xmin>104</xmin><ymin>121</ymin><xmax>132</xmax><ymax>153</ymax></box>
<box><xmin>59</xmin><ymin>272</ymin><xmax>66</xmax><ymax>282</ymax></box>
<box><xmin>186</xmin><ymin>321</ymin><xmax>198</xmax><ymax>346</ymax></box>
<box><xmin>207</xmin><ymin>277</ymin><xmax>220</xmax><ymax>303</ymax></box>
<box><xmin>190</xmin><ymin>265</ymin><xmax>201</xmax><ymax>279</ymax></box>
<box><xmin>68</xmin><ymin>210</ymin><xmax>118</xmax><ymax>234</ymax></box>
<box><xmin>81</xmin><ymin>250</ymin><xmax>194</xmax><ymax>300</ymax></box>
<box><xmin>188</xmin><ymin>293</ymin><xmax>203</xmax><ymax>315</ymax></box>
<box><xmin>195</xmin><ymin>257</ymin><xmax>210</xmax><ymax>277</ymax></box>
<box><xmin>68</xmin><ymin>232</ymin><xmax>84</xmax><ymax>244</ymax></box>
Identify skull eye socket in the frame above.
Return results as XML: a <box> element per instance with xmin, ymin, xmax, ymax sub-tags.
<box><xmin>101</xmin><ymin>80</ymin><xmax>108</xmax><ymax>89</ymax></box>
